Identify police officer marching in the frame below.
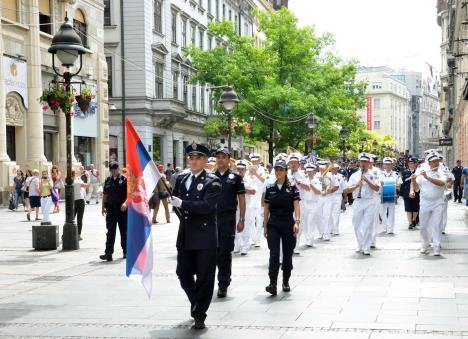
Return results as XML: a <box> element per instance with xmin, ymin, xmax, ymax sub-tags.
<box><xmin>170</xmin><ymin>143</ymin><xmax>222</xmax><ymax>330</ymax></box>
<box><xmin>213</xmin><ymin>148</ymin><xmax>246</xmax><ymax>299</ymax></box>
<box><xmin>263</xmin><ymin>159</ymin><xmax>301</xmax><ymax>296</ymax></box>
<box><xmin>100</xmin><ymin>161</ymin><xmax>128</xmax><ymax>261</ymax></box>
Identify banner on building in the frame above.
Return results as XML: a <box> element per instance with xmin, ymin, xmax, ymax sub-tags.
<box><xmin>72</xmin><ymin>84</ymin><xmax>98</xmax><ymax>138</ymax></box>
<box><xmin>366</xmin><ymin>96</ymin><xmax>372</xmax><ymax>130</ymax></box>
<box><xmin>3</xmin><ymin>56</ymin><xmax>28</xmax><ymax>108</ymax></box>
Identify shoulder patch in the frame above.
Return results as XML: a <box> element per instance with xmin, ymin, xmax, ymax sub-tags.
<box><xmin>212</xmin><ymin>181</ymin><xmax>222</xmax><ymax>187</ymax></box>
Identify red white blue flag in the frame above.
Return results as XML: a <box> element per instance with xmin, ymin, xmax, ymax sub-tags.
<box><xmin>125</xmin><ymin>118</ymin><xmax>160</xmax><ymax>297</ymax></box>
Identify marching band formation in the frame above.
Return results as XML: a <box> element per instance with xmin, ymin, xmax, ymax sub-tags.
<box><xmin>171</xmin><ymin>143</ymin><xmax>456</xmax><ymax>330</ymax></box>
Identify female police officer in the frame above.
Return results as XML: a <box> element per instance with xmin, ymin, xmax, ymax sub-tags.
<box><xmin>263</xmin><ymin>159</ymin><xmax>301</xmax><ymax>296</ymax></box>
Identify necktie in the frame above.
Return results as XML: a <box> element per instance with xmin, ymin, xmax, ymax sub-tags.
<box><xmin>188</xmin><ymin>175</ymin><xmax>196</xmax><ymax>191</ymax></box>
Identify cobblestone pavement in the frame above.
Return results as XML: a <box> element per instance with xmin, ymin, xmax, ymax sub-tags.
<box><xmin>0</xmin><ymin>200</ymin><xmax>467</xmax><ymax>338</ymax></box>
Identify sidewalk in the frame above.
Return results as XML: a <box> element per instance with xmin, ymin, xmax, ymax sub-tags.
<box><xmin>0</xmin><ymin>201</ymin><xmax>468</xmax><ymax>338</ymax></box>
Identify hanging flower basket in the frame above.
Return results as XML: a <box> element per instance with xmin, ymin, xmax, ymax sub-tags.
<box><xmin>39</xmin><ymin>83</ymin><xmax>75</xmax><ymax>114</ymax></box>
<box><xmin>75</xmin><ymin>86</ymin><xmax>95</xmax><ymax>113</ymax></box>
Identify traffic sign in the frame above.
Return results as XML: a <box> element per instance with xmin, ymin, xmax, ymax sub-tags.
<box><xmin>438</xmin><ymin>138</ymin><xmax>453</xmax><ymax>146</ymax></box>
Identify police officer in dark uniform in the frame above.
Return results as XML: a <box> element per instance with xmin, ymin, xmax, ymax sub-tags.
<box><xmin>452</xmin><ymin>160</ymin><xmax>464</xmax><ymax>203</ymax></box>
<box><xmin>100</xmin><ymin>161</ymin><xmax>127</xmax><ymax>261</ymax></box>
<box><xmin>263</xmin><ymin>159</ymin><xmax>301</xmax><ymax>296</ymax></box>
<box><xmin>401</xmin><ymin>157</ymin><xmax>420</xmax><ymax>229</ymax></box>
<box><xmin>170</xmin><ymin>143</ymin><xmax>221</xmax><ymax>330</ymax></box>
<box><xmin>213</xmin><ymin>147</ymin><xmax>246</xmax><ymax>298</ymax></box>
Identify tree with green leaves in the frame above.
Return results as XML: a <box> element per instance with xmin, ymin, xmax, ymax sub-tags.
<box><xmin>187</xmin><ymin>8</ymin><xmax>387</xmax><ymax>163</ymax></box>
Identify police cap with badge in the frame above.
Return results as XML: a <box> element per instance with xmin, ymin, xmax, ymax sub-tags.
<box><xmin>185</xmin><ymin>143</ymin><xmax>210</xmax><ymax>157</ymax></box>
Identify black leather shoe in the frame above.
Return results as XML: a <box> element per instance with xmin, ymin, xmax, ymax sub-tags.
<box><xmin>217</xmin><ymin>287</ymin><xmax>227</xmax><ymax>298</ymax></box>
<box><xmin>265</xmin><ymin>284</ymin><xmax>277</xmax><ymax>296</ymax></box>
<box><xmin>99</xmin><ymin>254</ymin><xmax>113</xmax><ymax>261</ymax></box>
<box><xmin>282</xmin><ymin>282</ymin><xmax>291</xmax><ymax>292</ymax></box>
<box><xmin>192</xmin><ymin>318</ymin><xmax>206</xmax><ymax>330</ymax></box>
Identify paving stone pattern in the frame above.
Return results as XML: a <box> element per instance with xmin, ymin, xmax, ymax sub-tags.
<box><xmin>0</xmin><ymin>201</ymin><xmax>467</xmax><ymax>338</ymax></box>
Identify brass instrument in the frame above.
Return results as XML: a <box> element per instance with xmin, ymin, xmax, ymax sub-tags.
<box><xmin>319</xmin><ymin>160</ymin><xmax>334</xmax><ymax>195</ymax></box>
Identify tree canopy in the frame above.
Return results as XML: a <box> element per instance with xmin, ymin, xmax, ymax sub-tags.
<box><xmin>187</xmin><ymin>8</ymin><xmax>393</xmax><ymax>162</ymax></box>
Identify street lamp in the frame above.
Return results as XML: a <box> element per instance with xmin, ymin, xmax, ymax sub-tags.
<box><xmin>339</xmin><ymin>126</ymin><xmax>349</xmax><ymax>160</ymax></box>
<box><xmin>48</xmin><ymin>15</ymin><xmax>87</xmax><ymax>251</ymax></box>
<box><xmin>306</xmin><ymin>114</ymin><xmax>317</xmax><ymax>152</ymax></box>
<box><xmin>218</xmin><ymin>86</ymin><xmax>239</xmax><ymax>150</ymax></box>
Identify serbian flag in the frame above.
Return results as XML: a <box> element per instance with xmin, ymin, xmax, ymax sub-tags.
<box><xmin>125</xmin><ymin>118</ymin><xmax>160</xmax><ymax>297</ymax></box>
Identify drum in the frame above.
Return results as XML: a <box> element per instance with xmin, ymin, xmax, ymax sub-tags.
<box><xmin>381</xmin><ymin>178</ymin><xmax>396</xmax><ymax>203</ymax></box>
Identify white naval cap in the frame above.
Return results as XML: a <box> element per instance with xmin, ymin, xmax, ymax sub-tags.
<box><xmin>287</xmin><ymin>153</ymin><xmax>301</xmax><ymax>163</ymax></box>
<box><xmin>359</xmin><ymin>152</ymin><xmax>372</xmax><ymax>161</ymax></box>
<box><xmin>425</xmin><ymin>151</ymin><xmax>441</xmax><ymax>163</ymax></box>
<box><xmin>208</xmin><ymin>157</ymin><xmax>216</xmax><ymax>164</ymax></box>
<box><xmin>249</xmin><ymin>153</ymin><xmax>261</xmax><ymax>161</ymax></box>
<box><xmin>236</xmin><ymin>160</ymin><xmax>248</xmax><ymax>168</ymax></box>
<box><xmin>383</xmin><ymin>157</ymin><xmax>394</xmax><ymax>164</ymax></box>
<box><xmin>305</xmin><ymin>163</ymin><xmax>317</xmax><ymax>171</ymax></box>
<box><xmin>317</xmin><ymin>159</ymin><xmax>329</xmax><ymax>168</ymax></box>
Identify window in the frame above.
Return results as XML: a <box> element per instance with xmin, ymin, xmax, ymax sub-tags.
<box><xmin>373</xmin><ymin>98</ymin><xmax>381</xmax><ymax>109</ymax></box>
<box><xmin>208</xmin><ymin>35</ymin><xmax>212</xmax><ymax>50</ymax></box>
<box><xmin>106</xmin><ymin>56</ymin><xmax>113</xmax><ymax>97</ymax></box>
<box><xmin>39</xmin><ymin>0</ymin><xmax>51</xmax><ymax>34</ymax></box>
<box><xmin>229</xmin><ymin>9</ymin><xmax>232</xmax><ymax>20</ymax></box>
<box><xmin>244</xmin><ymin>22</ymin><xmax>249</xmax><ymax>36</ymax></box>
<box><xmin>73</xmin><ymin>10</ymin><xmax>88</xmax><ymax>47</ymax></box>
<box><xmin>199</xmin><ymin>30</ymin><xmax>204</xmax><ymax>49</ymax></box>
<box><xmin>371</xmin><ymin>82</ymin><xmax>382</xmax><ymax>89</ymax></box>
<box><xmin>216</xmin><ymin>0</ymin><xmax>220</xmax><ymax>20</ymax></box>
<box><xmin>373</xmin><ymin>121</ymin><xmax>380</xmax><ymax>129</ymax></box>
<box><xmin>181</xmin><ymin>19</ymin><xmax>187</xmax><ymax>48</ymax></box>
<box><xmin>183</xmin><ymin>75</ymin><xmax>189</xmax><ymax>107</ymax></box>
<box><xmin>4</xmin><ymin>0</ymin><xmax>18</xmax><ymax>22</ymax></box>
<box><xmin>192</xmin><ymin>85</ymin><xmax>197</xmax><ymax>111</ymax></box>
<box><xmin>208</xmin><ymin>0</ymin><xmax>212</xmax><ymax>14</ymax></box>
<box><xmin>199</xmin><ymin>0</ymin><xmax>203</xmax><ymax>8</ymax></box>
<box><xmin>154</xmin><ymin>61</ymin><xmax>164</xmax><ymax>98</ymax></box>
<box><xmin>154</xmin><ymin>0</ymin><xmax>163</xmax><ymax>33</ymax></box>
<box><xmin>234</xmin><ymin>15</ymin><xmax>238</xmax><ymax>33</ymax></box>
<box><xmin>171</xmin><ymin>11</ymin><xmax>177</xmax><ymax>44</ymax></box>
<box><xmin>200</xmin><ymin>84</ymin><xmax>205</xmax><ymax>113</ymax></box>
<box><xmin>172</xmin><ymin>71</ymin><xmax>179</xmax><ymax>99</ymax></box>
<box><xmin>223</xmin><ymin>4</ymin><xmax>226</xmax><ymax>18</ymax></box>
<box><xmin>104</xmin><ymin>0</ymin><xmax>111</xmax><ymax>26</ymax></box>
<box><xmin>191</xmin><ymin>24</ymin><xmax>196</xmax><ymax>45</ymax></box>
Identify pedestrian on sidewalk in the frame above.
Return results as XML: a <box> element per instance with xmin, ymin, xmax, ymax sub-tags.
<box><xmin>51</xmin><ymin>165</ymin><xmax>62</xmax><ymax>213</ymax></box>
<box><xmin>411</xmin><ymin>151</ymin><xmax>448</xmax><ymax>256</ymax></box>
<box><xmin>86</xmin><ymin>164</ymin><xmax>100</xmax><ymax>204</ymax></box>
<box><xmin>170</xmin><ymin>143</ymin><xmax>221</xmax><ymax>330</ymax></box>
<box><xmin>23</xmin><ymin>169</ymin><xmax>32</xmax><ymax>220</ymax></box>
<box><xmin>452</xmin><ymin>160</ymin><xmax>464</xmax><ymax>203</ymax></box>
<box><xmin>213</xmin><ymin>147</ymin><xmax>246</xmax><ymax>299</ymax></box>
<box><xmin>39</xmin><ymin>170</ymin><xmax>53</xmax><ymax>224</ymax></box>
<box><xmin>13</xmin><ymin>169</ymin><xmax>25</xmax><ymax>211</ymax></box>
<box><xmin>151</xmin><ymin>164</ymin><xmax>171</xmax><ymax>224</ymax></box>
<box><xmin>72</xmin><ymin>170</ymin><xmax>89</xmax><ymax>240</ymax></box>
<box><xmin>28</xmin><ymin>170</ymin><xmax>41</xmax><ymax>221</ymax></box>
<box><xmin>263</xmin><ymin>159</ymin><xmax>301</xmax><ymax>296</ymax></box>
<box><xmin>100</xmin><ymin>161</ymin><xmax>127</xmax><ymax>261</ymax></box>
<box><xmin>345</xmin><ymin>153</ymin><xmax>381</xmax><ymax>256</ymax></box>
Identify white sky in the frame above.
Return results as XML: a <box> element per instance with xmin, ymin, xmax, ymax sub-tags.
<box><xmin>289</xmin><ymin>0</ymin><xmax>442</xmax><ymax>74</ymax></box>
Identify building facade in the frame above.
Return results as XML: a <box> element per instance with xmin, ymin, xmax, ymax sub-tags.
<box><xmin>356</xmin><ymin>67</ymin><xmax>411</xmax><ymax>152</ymax></box>
<box><xmin>105</xmin><ymin>0</ymin><xmax>273</xmax><ymax>169</ymax></box>
<box><xmin>437</xmin><ymin>0</ymin><xmax>468</xmax><ymax>165</ymax></box>
<box><xmin>0</xmin><ymin>0</ymin><xmax>108</xmax><ymax>202</ymax></box>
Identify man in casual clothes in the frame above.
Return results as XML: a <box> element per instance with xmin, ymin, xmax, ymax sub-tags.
<box><xmin>164</xmin><ymin>163</ymin><xmax>175</xmax><ymax>184</ymax></box>
<box><xmin>452</xmin><ymin>160</ymin><xmax>464</xmax><ymax>203</ymax></box>
<box><xmin>86</xmin><ymin>164</ymin><xmax>100</xmax><ymax>204</ymax></box>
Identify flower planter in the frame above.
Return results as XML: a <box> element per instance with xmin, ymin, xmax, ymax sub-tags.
<box><xmin>75</xmin><ymin>95</ymin><xmax>91</xmax><ymax>113</ymax></box>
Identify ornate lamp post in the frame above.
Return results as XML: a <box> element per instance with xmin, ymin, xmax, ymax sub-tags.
<box><xmin>48</xmin><ymin>16</ymin><xmax>87</xmax><ymax>251</ymax></box>
<box><xmin>339</xmin><ymin>127</ymin><xmax>349</xmax><ymax>160</ymax></box>
<box><xmin>306</xmin><ymin>114</ymin><xmax>317</xmax><ymax>152</ymax></box>
<box><xmin>218</xmin><ymin>86</ymin><xmax>239</xmax><ymax>150</ymax></box>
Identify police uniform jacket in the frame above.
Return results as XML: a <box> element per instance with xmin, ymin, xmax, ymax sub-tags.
<box><xmin>173</xmin><ymin>170</ymin><xmax>222</xmax><ymax>250</ymax></box>
<box><xmin>264</xmin><ymin>182</ymin><xmax>300</xmax><ymax>225</ymax></box>
<box><xmin>214</xmin><ymin>169</ymin><xmax>245</xmax><ymax>214</ymax></box>
<box><xmin>103</xmin><ymin>174</ymin><xmax>127</xmax><ymax>209</ymax></box>
<box><xmin>400</xmin><ymin>169</ymin><xmax>416</xmax><ymax>199</ymax></box>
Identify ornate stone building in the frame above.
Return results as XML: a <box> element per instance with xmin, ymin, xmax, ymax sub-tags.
<box><xmin>0</xmin><ymin>0</ymin><xmax>108</xmax><ymax>202</ymax></box>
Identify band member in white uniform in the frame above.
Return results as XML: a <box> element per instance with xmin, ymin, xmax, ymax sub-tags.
<box><xmin>301</xmin><ymin>163</ymin><xmax>321</xmax><ymax>247</ymax></box>
<box><xmin>379</xmin><ymin>157</ymin><xmax>402</xmax><ymax>234</ymax></box>
<box><xmin>346</xmin><ymin>153</ymin><xmax>381</xmax><ymax>255</ymax></box>
<box><xmin>206</xmin><ymin>157</ymin><xmax>216</xmax><ymax>172</ymax></box>
<box><xmin>330</xmin><ymin>164</ymin><xmax>345</xmax><ymax>236</ymax></box>
<box><xmin>411</xmin><ymin>151</ymin><xmax>447</xmax><ymax>256</ymax></box>
<box><xmin>234</xmin><ymin>160</ymin><xmax>258</xmax><ymax>255</ymax></box>
<box><xmin>439</xmin><ymin>156</ymin><xmax>454</xmax><ymax>234</ymax></box>
<box><xmin>248</xmin><ymin>153</ymin><xmax>267</xmax><ymax>247</ymax></box>
<box><xmin>314</xmin><ymin>160</ymin><xmax>339</xmax><ymax>241</ymax></box>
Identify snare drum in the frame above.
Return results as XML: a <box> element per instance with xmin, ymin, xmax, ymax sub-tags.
<box><xmin>381</xmin><ymin>178</ymin><xmax>396</xmax><ymax>203</ymax></box>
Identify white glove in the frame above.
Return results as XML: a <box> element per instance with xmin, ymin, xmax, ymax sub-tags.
<box><xmin>171</xmin><ymin>196</ymin><xmax>182</xmax><ymax>208</ymax></box>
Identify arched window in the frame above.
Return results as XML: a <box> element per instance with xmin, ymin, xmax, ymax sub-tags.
<box><xmin>73</xmin><ymin>9</ymin><xmax>88</xmax><ymax>47</ymax></box>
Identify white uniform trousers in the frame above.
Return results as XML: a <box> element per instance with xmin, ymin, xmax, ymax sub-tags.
<box><xmin>235</xmin><ymin>207</ymin><xmax>252</xmax><ymax>253</ymax></box>
<box><xmin>316</xmin><ymin>196</ymin><xmax>333</xmax><ymax>239</ymax></box>
<box><xmin>379</xmin><ymin>202</ymin><xmax>396</xmax><ymax>234</ymax></box>
<box><xmin>250</xmin><ymin>206</ymin><xmax>264</xmax><ymax>246</ymax></box>
<box><xmin>419</xmin><ymin>200</ymin><xmax>444</xmax><ymax>250</ymax></box>
<box><xmin>299</xmin><ymin>200</ymin><xmax>317</xmax><ymax>246</ymax></box>
<box><xmin>330</xmin><ymin>194</ymin><xmax>342</xmax><ymax>235</ymax></box>
<box><xmin>352</xmin><ymin>198</ymin><xmax>375</xmax><ymax>251</ymax></box>
<box><xmin>441</xmin><ymin>200</ymin><xmax>448</xmax><ymax>233</ymax></box>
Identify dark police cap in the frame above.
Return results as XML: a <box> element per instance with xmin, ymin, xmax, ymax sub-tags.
<box><xmin>273</xmin><ymin>159</ymin><xmax>288</xmax><ymax>169</ymax></box>
<box><xmin>408</xmin><ymin>157</ymin><xmax>418</xmax><ymax>163</ymax></box>
<box><xmin>109</xmin><ymin>161</ymin><xmax>119</xmax><ymax>170</ymax></box>
<box><xmin>215</xmin><ymin>147</ymin><xmax>231</xmax><ymax>156</ymax></box>
<box><xmin>185</xmin><ymin>143</ymin><xmax>210</xmax><ymax>157</ymax></box>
